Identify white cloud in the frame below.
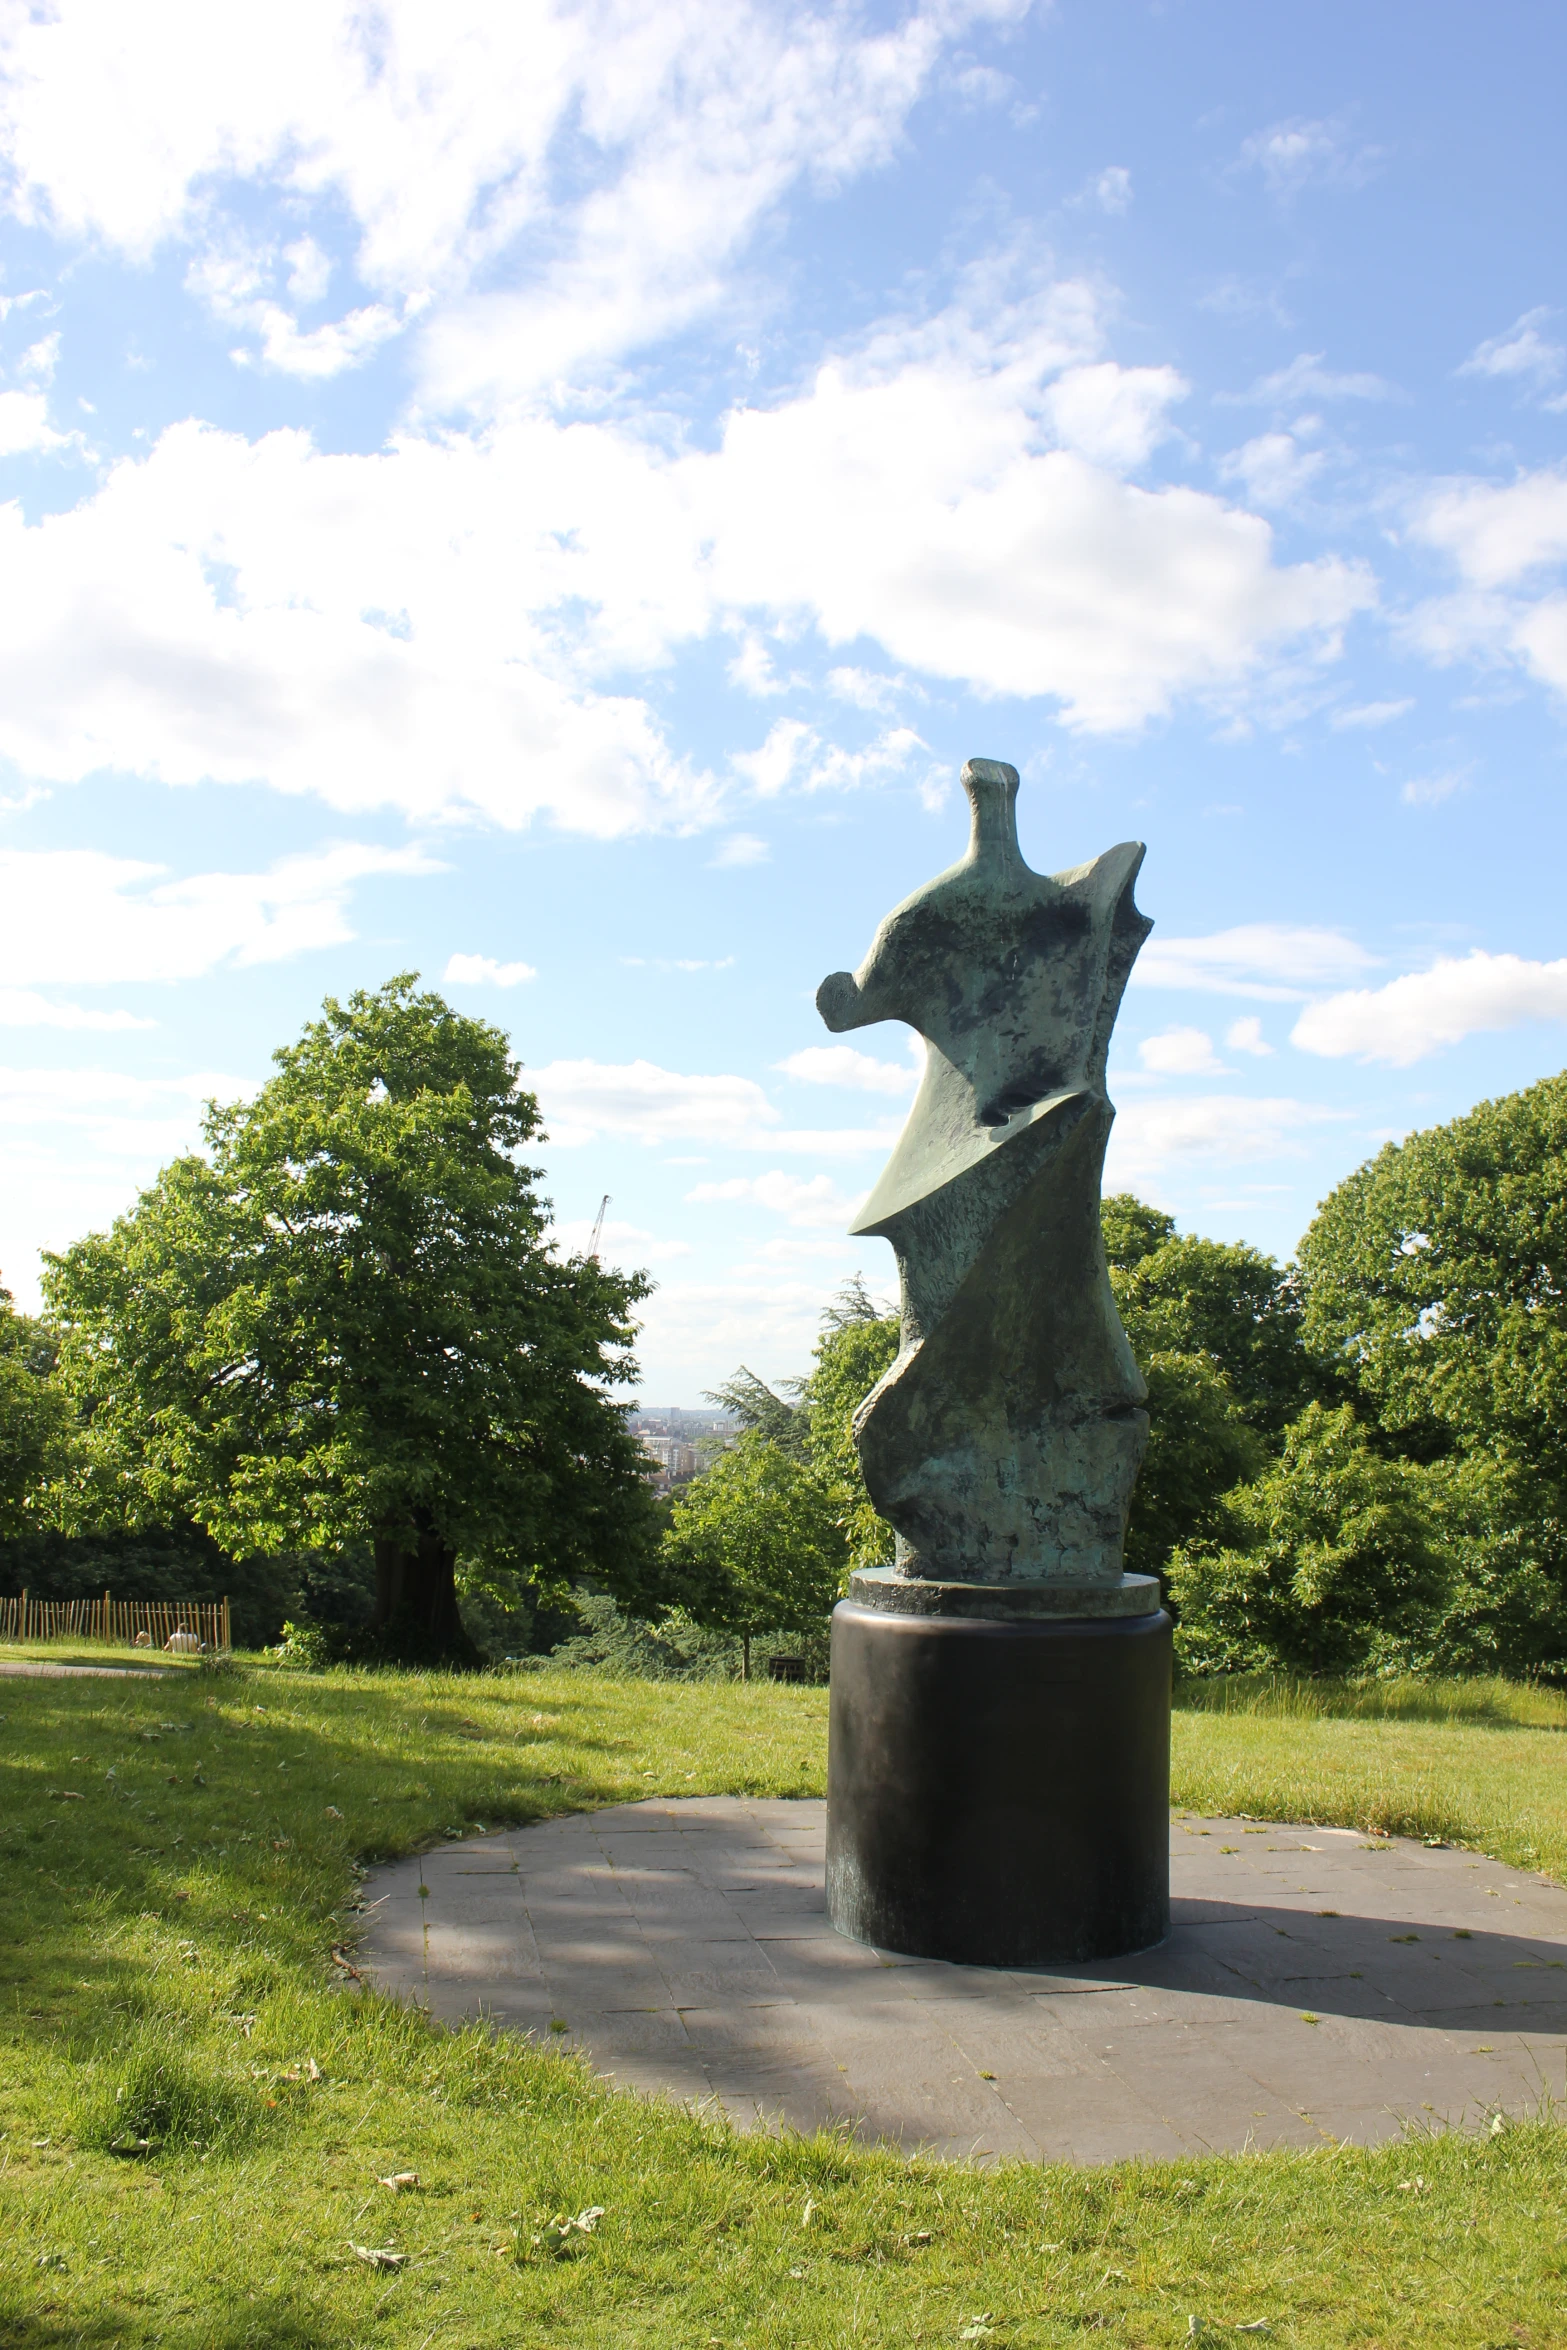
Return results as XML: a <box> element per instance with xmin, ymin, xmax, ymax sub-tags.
<box><xmin>529</xmin><ymin>1058</ymin><xmax>777</xmax><ymax>1148</ymax></box>
<box><xmin>0</xmin><ymin>417</ymin><xmax>721</xmax><ymax>834</ymax></box>
<box><xmin>1400</xmin><ymin>767</ymin><xmax>1467</xmax><ymax>809</ymax></box>
<box><xmin>0</xmin><ymin>266</ymin><xmax>1374</xmax><ymax>819</ymax></box>
<box><xmin>630</xmin><ymin>1274</ymin><xmax>840</xmax><ymax>1390</ymax></box>
<box><xmin>1218</xmin><ymin>432</ymin><xmax>1324</xmax><ymax>511</ymax></box>
<box><xmin>0</xmin><ymin>386</ymin><xmax>73</xmax><ymax>455</ymax></box>
<box><xmin>1291</xmin><ymin>949</ymin><xmax>1567</xmax><ymax>1066</ymax></box>
<box><xmin>0</xmin><ymin>0</ymin><xmax>1025</xmax><ymax>397</ymax></box>
<box><xmin>0</xmin><ymin>841</ymin><xmax>437</xmax><ymax>985</ymax></box>
<box><xmin>528</xmin><ymin>1054</ymin><xmax>899</xmax><ymax>1155</ymax></box>
<box><xmin>732</xmin><ymin>717</ymin><xmax>927</xmax><ymax>798</ymax></box>
<box><xmin>1220</xmin><ymin>351</ymin><xmax>1397</xmax><ymax>407</ymax></box>
<box><xmin>0</xmin><ymin>1062</ymin><xmax>258</xmax><ymax>1305</ymax></box>
<box><xmin>826</xmin><ymin>666</ymin><xmax>905</xmax><ymax>711</ymax></box>
<box><xmin>1136</xmin><ymin>1026</ymin><xmax>1228</xmax><ymax>1077</ymax></box>
<box><xmin>1235</xmin><ymin>118</ymin><xmax>1383</xmax><ymax>200</ymax></box>
<box><xmin>1106</xmin><ymin>1092</ymin><xmax>1346</xmax><ymax>1190</ymax></box>
<box><xmin>685</xmin><ymin>1171</ymin><xmax>861</xmax><ymax>1227</ymax></box>
<box><xmin>1404</xmin><ymin>467</ymin><xmax>1567</xmax><ymax>705</ymax></box>
<box><xmin>1042</xmin><ymin>361</ymin><xmax>1186</xmax><ymax>469</ymax></box>
<box><xmin>284</xmin><ymin>236</ymin><xmax>332</xmax><ymax>306</ymax></box>
<box><xmin>1458</xmin><ymin>308</ymin><xmax>1564</xmax><ymax>389</ymax></box>
<box><xmin>1134</xmin><ymin>922</ymin><xmax>1377</xmax><ymax>1001</ymax></box>
<box><xmin>1090</xmin><ymin>165</ymin><xmax>1132</xmax><ymax>215</ymax></box>
<box><xmin>775</xmin><ymin>1043</ymin><xmax>919</xmax><ymax>1095</ymax></box>
<box><xmin>549</xmin><ymin>1213</ymin><xmax>691</xmax><ymax>1264</ymax></box>
<box><xmin>0</xmin><ymin>989</ymin><xmax>152</xmax><ymax>1031</ymax></box>
<box><xmin>0</xmin><ymin>1062</ymin><xmax>246</xmax><ymax>1129</ymax></box>
<box><xmin>244</xmin><ymin>301</ymin><xmax>408</xmax><ymax>380</ymax></box>
<box><xmin>701</xmin><ymin>320</ymin><xmax>1372</xmax><ymax>733</ymax></box>
<box><xmin>708</xmin><ymin>834</ymin><xmax>771</xmax><ymax>868</ymax></box>
<box><xmin>1224</xmin><ymin>1016</ymin><xmax>1273</xmax><ymax>1057</ymax></box>
<box><xmin>1410</xmin><ymin>469</ymin><xmax>1567</xmax><ymax>590</ymax></box>
<box><xmin>1330</xmin><ymin>697</ymin><xmax>1413</xmax><ymax>729</ymax></box>
<box><xmin>443</xmin><ymin>951</ymin><xmax>537</xmax><ymax>986</ymax></box>
<box><xmin>17</xmin><ymin>330</ymin><xmax>59</xmax><ymax>384</ymax></box>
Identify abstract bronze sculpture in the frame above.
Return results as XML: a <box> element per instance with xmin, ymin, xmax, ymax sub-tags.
<box><xmin>821</xmin><ymin>758</ymin><xmax>1172</xmax><ymax>1966</ymax></box>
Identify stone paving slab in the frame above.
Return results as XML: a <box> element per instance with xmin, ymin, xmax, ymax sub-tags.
<box><xmin>357</xmin><ymin>1798</ymin><xmax>1567</xmax><ymax>2163</ymax></box>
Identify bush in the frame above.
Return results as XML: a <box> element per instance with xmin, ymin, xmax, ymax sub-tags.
<box><xmin>544</xmin><ymin>1592</ymin><xmax>830</xmax><ymax>1683</ymax></box>
<box><xmin>1168</xmin><ymin>1402</ymin><xmax>1445</xmax><ymax>1677</ymax></box>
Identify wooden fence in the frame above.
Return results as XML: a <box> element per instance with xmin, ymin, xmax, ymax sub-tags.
<box><xmin>0</xmin><ymin>1591</ymin><xmax>231</xmax><ymax>1655</ymax></box>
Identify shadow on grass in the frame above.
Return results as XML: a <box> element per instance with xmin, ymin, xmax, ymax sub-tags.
<box><xmin>0</xmin><ymin>2298</ymin><xmax>339</xmax><ymax>2350</ymax></box>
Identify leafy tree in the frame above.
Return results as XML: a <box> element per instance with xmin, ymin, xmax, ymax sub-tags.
<box><xmin>797</xmin><ymin>1277</ymin><xmax>899</xmax><ymax>1572</ymax></box>
<box><xmin>0</xmin><ymin>1280</ymin><xmax>71</xmax><ymax>1537</ymax></box>
<box><xmin>666</xmin><ymin>1281</ymin><xmax>899</xmax><ymax>1655</ymax></box>
<box><xmin>1299</xmin><ymin>1071</ymin><xmax>1567</xmax><ymax>1669</ymax></box>
<box><xmin>43</xmin><ymin>977</ymin><xmax>659</xmax><ymax>1663</ymax></box>
<box><xmin>703</xmin><ymin>1366</ymin><xmax>807</xmax><ymax>1455</ymax></box>
<box><xmin>1166</xmin><ymin>1403</ymin><xmax>1444</xmax><ymax>1677</ymax></box>
<box><xmin>661</xmin><ymin>1433</ymin><xmax>847</xmax><ymax>1676</ymax></box>
<box><xmin>1104</xmin><ymin>1199</ymin><xmax>1313</xmax><ymax>1436</ymax></box>
<box><xmin>1124</xmin><ymin>1352</ymin><xmax>1264</xmax><ymax>1586</ymax></box>
<box><xmin>1101</xmin><ymin>1194</ymin><xmax>1177</xmax><ymax>1272</ymax></box>
<box><xmin>1300</xmin><ymin>1071</ymin><xmax>1567</xmax><ymax>1466</ymax></box>
<box><xmin>1099</xmin><ymin>1197</ymin><xmax>1310</xmax><ymax>1586</ymax></box>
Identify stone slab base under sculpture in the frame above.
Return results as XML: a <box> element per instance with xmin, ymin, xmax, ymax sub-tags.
<box><xmin>818</xmin><ymin>756</ymin><xmax>1170</xmax><ymax>1967</ymax></box>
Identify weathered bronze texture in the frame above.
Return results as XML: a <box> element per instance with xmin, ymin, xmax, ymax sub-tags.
<box><xmin>818</xmin><ymin>755</ymin><xmax>1152</xmax><ymax>1596</ymax></box>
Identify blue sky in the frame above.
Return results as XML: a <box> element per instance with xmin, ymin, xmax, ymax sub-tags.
<box><xmin>1</xmin><ymin>0</ymin><xmax>1565</xmax><ymax>1402</ymax></box>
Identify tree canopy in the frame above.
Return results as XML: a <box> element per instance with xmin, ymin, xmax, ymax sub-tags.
<box><xmin>661</xmin><ymin>1281</ymin><xmax>899</xmax><ymax>1663</ymax></box>
<box><xmin>1296</xmin><ymin>1071</ymin><xmax>1567</xmax><ymax>1671</ymax></box>
<box><xmin>0</xmin><ymin>1281</ymin><xmax>71</xmax><ymax>1540</ymax></box>
<box><xmin>43</xmin><ymin>976</ymin><xmax>658</xmax><ymax>1660</ymax></box>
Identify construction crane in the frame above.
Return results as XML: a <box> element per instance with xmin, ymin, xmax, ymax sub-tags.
<box><xmin>588</xmin><ymin>1193</ymin><xmax>611</xmax><ymax>1260</ymax></box>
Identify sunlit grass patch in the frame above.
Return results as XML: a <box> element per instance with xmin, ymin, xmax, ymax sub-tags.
<box><xmin>2</xmin><ymin>1654</ymin><xmax>1566</xmax><ymax>2344</ymax></box>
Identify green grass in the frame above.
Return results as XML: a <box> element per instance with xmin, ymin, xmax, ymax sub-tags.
<box><xmin>1172</xmin><ymin>1672</ymin><xmax>1567</xmax><ymax>1881</ymax></box>
<box><xmin>3</xmin><ymin>1651</ymin><xmax>1567</xmax><ymax>2346</ymax></box>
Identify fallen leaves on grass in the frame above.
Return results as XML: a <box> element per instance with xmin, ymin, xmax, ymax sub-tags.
<box><xmin>348</xmin><ymin>2243</ymin><xmax>406</xmax><ymax>2270</ymax></box>
<box><xmin>533</xmin><ymin>2206</ymin><xmax>605</xmax><ymax>2258</ymax></box>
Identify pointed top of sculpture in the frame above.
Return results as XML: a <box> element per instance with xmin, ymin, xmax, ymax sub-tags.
<box><xmin>960</xmin><ymin>758</ymin><xmax>1022</xmax><ymax>869</ymax></box>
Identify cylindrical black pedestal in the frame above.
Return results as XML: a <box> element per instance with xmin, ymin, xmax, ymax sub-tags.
<box><xmin>826</xmin><ymin>1600</ymin><xmax>1172</xmax><ymax>1967</ymax></box>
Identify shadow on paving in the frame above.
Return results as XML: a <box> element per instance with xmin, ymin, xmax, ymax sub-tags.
<box><xmin>1079</xmin><ymin>1900</ymin><xmax>1567</xmax><ymax>2033</ymax></box>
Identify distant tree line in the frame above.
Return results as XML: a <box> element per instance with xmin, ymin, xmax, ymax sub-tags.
<box><xmin>4</xmin><ymin>977</ymin><xmax>1567</xmax><ymax>1679</ymax></box>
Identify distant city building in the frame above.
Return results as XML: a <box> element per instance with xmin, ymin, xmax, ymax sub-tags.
<box><xmin>636</xmin><ymin>1433</ymin><xmax>702</xmax><ymax>1486</ymax></box>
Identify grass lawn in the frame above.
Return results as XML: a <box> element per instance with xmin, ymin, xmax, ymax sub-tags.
<box><xmin>3</xmin><ymin>1650</ymin><xmax>1567</xmax><ymax>2347</ymax></box>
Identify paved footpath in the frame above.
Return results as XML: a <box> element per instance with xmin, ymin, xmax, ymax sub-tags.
<box><xmin>359</xmin><ymin>1798</ymin><xmax>1567</xmax><ymax>2164</ymax></box>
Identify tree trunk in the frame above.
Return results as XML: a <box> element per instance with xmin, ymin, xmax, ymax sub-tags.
<box><xmin>372</xmin><ymin>1515</ymin><xmax>478</xmax><ymax>1665</ymax></box>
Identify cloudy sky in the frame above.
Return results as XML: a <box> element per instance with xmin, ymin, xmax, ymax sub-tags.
<box><xmin>0</xmin><ymin>1</ymin><xmax>1564</xmax><ymax>1401</ymax></box>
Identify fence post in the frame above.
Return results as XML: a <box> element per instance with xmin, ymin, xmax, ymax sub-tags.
<box><xmin>20</xmin><ymin>1588</ymin><xmax>27</xmax><ymax>1642</ymax></box>
<box><xmin>221</xmin><ymin>1596</ymin><xmax>231</xmax><ymax>1655</ymax></box>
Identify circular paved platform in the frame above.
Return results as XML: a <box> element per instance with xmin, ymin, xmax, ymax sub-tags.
<box><xmin>358</xmin><ymin>1798</ymin><xmax>1567</xmax><ymax>2164</ymax></box>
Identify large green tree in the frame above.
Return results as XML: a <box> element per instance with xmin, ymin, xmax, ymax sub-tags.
<box><xmin>1166</xmin><ymin>1402</ymin><xmax>1444</xmax><ymax>1677</ymax></box>
<box><xmin>1103</xmin><ymin>1194</ymin><xmax>1314</xmax><ymax>1435</ymax></box>
<box><xmin>1099</xmin><ymin>1195</ymin><xmax>1310</xmax><ymax>1588</ymax></box>
<box><xmin>1298</xmin><ymin>1071</ymin><xmax>1567</xmax><ymax>1669</ymax></box>
<box><xmin>0</xmin><ymin>1281</ymin><xmax>71</xmax><ymax>1537</ymax></box>
<box><xmin>665</xmin><ymin>1282</ymin><xmax>900</xmax><ymax>1656</ymax></box>
<box><xmin>43</xmin><ymin>977</ymin><xmax>658</xmax><ymax>1662</ymax></box>
<box><xmin>660</xmin><ymin>1434</ymin><xmax>847</xmax><ymax>1677</ymax></box>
